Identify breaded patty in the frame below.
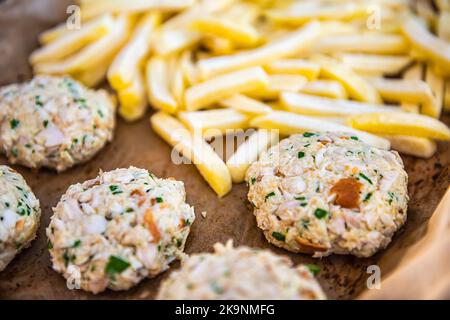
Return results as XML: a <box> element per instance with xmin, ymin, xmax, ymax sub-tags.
<box><xmin>0</xmin><ymin>165</ymin><xmax>41</xmax><ymax>271</ymax></box>
<box><xmin>0</xmin><ymin>75</ymin><xmax>115</xmax><ymax>171</ymax></box>
<box><xmin>246</xmin><ymin>132</ymin><xmax>408</xmax><ymax>257</ymax></box>
<box><xmin>47</xmin><ymin>167</ymin><xmax>195</xmax><ymax>293</ymax></box>
<box><xmin>157</xmin><ymin>240</ymin><xmax>326</xmax><ymax>300</ymax></box>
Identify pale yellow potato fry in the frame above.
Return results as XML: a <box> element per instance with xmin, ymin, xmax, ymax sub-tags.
<box><xmin>30</xmin><ymin>14</ymin><xmax>115</xmax><ymax>64</ymax></box>
<box><xmin>415</xmin><ymin>0</ymin><xmax>437</xmax><ymax>29</ymax></box>
<box><xmin>401</xmin><ymin>63</ymin><xmax>423</xmax><ymax>113</ymax></box>
<box><xmin>39</xmin><ymin>23</ymin><xmax>73</xmax><ymax>45</ymax></box>
<box><xmin>347</xmin><ymin>112</ymin><xmax>450</xmax><ymax>140</ymax></box>
<box><xmin>180</xmin><ymin>50</ymin><xmax>199</xmax><ymax>86</ymax></box>
<box><xmin>382</xmin><ymin>135</ymin><xmax>436</xmax><ymax>158</ymax></box>
<box><xmin>219</xmin><ymin>94</ymin><xmax>272</xmax><ymax>115</ymax></box>
<box><xmin>267</xmin><ymin>2</ymin><xmax>366</xmax><ymax>25</ymax></box>
<box><xmin>197</xmin><ymin>21</ymin><xmax>322</xmax><ymax>79</ymax></box>
<box><xmin>299</xmin><ymin>80</ymin><xmax>347</xmax><ymax>99</ymax></box>
<box><xmin>264</xmin><ymin>59</ymin><xmax>320</xmax><ymax>80</ymax></box>
<box><xmin>313</xmin><ymin>55</ymin><xmax>381</xmax><ymax>104</ymax></box>
<box><xmin>425</xmin><ymin>65</ymin><xmax>444</xmax><ymax>118</ymax></box>
<box><xmin>226</xmin><ymin>129</ymin><xmax>279</xmax><ymax>183</ymax></box>
<box><xmin>313</xmin><ymin>33</ymin><xmax>408</xmax><ymax>55</ymax></box>
<box><xmin>146</xmin><ymin>56</ymin><xmax>178</xmax><ymax>114</ymax></box>
<box><xmin>247</xmin><ymin>74</ymin><xmax>307</xmax><ymax>100</ymax></box>
<box><xmin>150</xmin><ymin>112</ymin><xmax>232</xmax><ymax>197</ymax></box>
<box><xmin>281</xmin><ymin>92</ymin><xmax>398</xmax><ymax>117</ymax></box>
<box><xmin>185</xmin><ymin>66</ymin><xmax>269</xmax><ymax>111</ymax></box>
<box><xmin>191</xmin><ymin>16</ymin><xmax>260</xmax><ymax>46</ymax></box>
<box><xmin>171</xmin><ymin>60</ymin><xmax>186</xmax><ymax>108</ymax></box>
<box><xmin>80</xmin><ymin>0</ymin><xmax>194</xmax><ymax>20</ymax></box>
<box><xmin>178</xmin><ymin>109</ymin><xmax>250</xmax><ymax>139</ymax></box>
<box><xmin>108</xmin><ymin>12</ymin><xmax>160</xmax><ymax>90</ymax></box>
<box><xmin>154</xmin><ymin>0</ymin><xmax>234</xmax><ymax>55</ymax></box>
<box><xmin>336</xmin><ymin>53</ymin><xmax>412</xmax><ymax>76</ymax></box>
<box><xmin>401</xmin><ymin>17</ymin><xmax>450</xmax><ymax>76</ymax></box>
<box><xmin>437</xmin><ymin>12</ymin><xmax>450</xmax><ymax>42</ymax></box>
<box><xmin>435</xmin><ymin>0</ymin><xmax>450</xmax><ymax>10</ymax></box>
<box><xmin>445</xmin><ymin>80</ymin><xmax>450</xmax><ymax>112</ymax></box>
<box><xmin>251</xmin><ymin>111</ymin><xmax>391</xmax><ymax>149</ymax></box>
<box><xmin>34</xmin><ymin>14</ymin><xmax>133</xmax><ymax>74</ymax></box>
<box><xmin>74</xmin><ymin>56</ymin><xmax>112</xmax><ymax>87</ymax></box>
<box><xmin>118</xmin><ymin>71</ymin><xmax>147</xmax><ymax>122</ymax></box>
<box><xmin>368</xmin><ymin>77</ymin><xmax>439</xmax><ymax>118</ymax></box>
<box><xmin>222</xmin><ymin>1</ymin><xmax>260</xmax><ymax>25</ymax></box>
<box><xmin>202</xmin><ymin>36</ymin><xmax>235</xmax><ymax>55</ymax></box>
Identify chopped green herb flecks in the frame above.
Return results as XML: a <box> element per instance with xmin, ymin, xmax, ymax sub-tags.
<box><xmin>211</xmin><ymin>282</ymin><xmax>224</xmax><ymax>294</ymax></box>
<box><xmin>156</xmin><ymin>197</ymin><xmax>163</xmax><ymax>203</ymax></box>
<box><xmin>250</xmin><ymin>177</ymin><xmax>256</xmax><ymax>185</ymax></box>
<box><xmin>109</xmin><ymin>185</ymin><xmax>123</xmax><ymax>195</ymax></box>
<box><xmin>43</xmin><ymin>120</ymin><xmax>49</xmax><ymax>128</ymax></box>
<box><xmin>47</xmin><ymin>241</ymin><xmax>53</xmax><ymax>250</ymax></box>
<box><xmin>72</xmin><ymin>240</ymin><xmax>81</xmax><ymax>248</ymax></box>
<box><xmin>295</xmin><ymin>196</ymin><xmax>306</xmax><ymax>201</ymax></box>
<box><xmin>350</xmin><ymin>136</ymin><xmax>359</xmax><ymax>140</ymax></box>
<box><xmin>303</xmin><ymin>132</ymin><xmax>316</xmax><ymax>137</ymax></box>
<box><xmin>11</xmin><ymin>148</ymin><xmax>18</xmax><ymax>157</ymax></box>
<box><xmin>265</xmin><ymin>192</ymin><xmax>275</xmax><ymax>201</ymax></box>
<box><xmin>298</xmin><ymin>151</ymin><xmax>305</xmax><ymax>158</ymax></box>
<box><xmin>358</xmin><ymin>173</ymin><xmax>373</xmax><ymax>185</ymax></box>
<box><xmin>35</xmin><ymin>95</ymin><xmax>43</xmax><ymax>107</ymax></box>
<box><xmin>306</xmin><ymin>264</ymin><xmax>321</xmax><ymax>276</ymax></box>
<box><xmin>387</xmin><ymin>192</ymin><xmax>396</xmax><ymax>205</ymax></box>
<box><xmin>105</xmin><ymin>255</ymin><xmax>130</xmax><ymax>276</ymax></box>
<box><xmin>272</xmin><ymin>231</ymin><xmax>285</xmax><ymax>242</ymax></box>
<box><xmin>10</xmin><ymin>119</ymin><xmax>20</xmax><ymax>129</ymax></box>
<box><xmin>363</xmin><ymin>193</ymin><xmax>373</xmax><ymax>202</ymax></box>
<box><xmin>314</xmin><ymin>208</ymin><xmax>328</xmax><ymax>219</ymax></box>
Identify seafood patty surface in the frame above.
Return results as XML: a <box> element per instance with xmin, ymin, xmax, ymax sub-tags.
<box><xmin>0</xmin><ymin>165</ymin><xmax>40</xmax><ymax>271</ymax></box>
<box><xmin>157</xmin><ymin>241</ymin><xmax>326</xmax><ymax>300</ymax></box>
<box><xmin>246</xmin><ymin>132</ymin><xmax>408</xmax><ymax>257</ymax></box>
<box><xmin>0</xmin><ymin>75</ymin><xmax>115</xmax><ymax>171</ymax></box>
<box><xmin>47</xmin><ymin>167</ymin><xmax>195</xmax><ymax>293</ymax></box>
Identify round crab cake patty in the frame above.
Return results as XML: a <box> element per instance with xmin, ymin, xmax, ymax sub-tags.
<box><xmin>0</xmin><ymin>75</ymin><xmax>115</xmax><ymax>171</ymax></box>
<box><xmin>246</xmin><ymin>132</ymin><xmax>408</xmax><ymax>258</ymax></box>
<box><xmin>46</xmin><ymin>167</ymin><xmax>195</xmax><ymax>294</ymax></box>
<box><xmin>0</xmin><ymin>165</ymin><xmax>41</xmax><ymax>271</ymax></box>
<box><xmin>157</xmin><ymin>241</ymin><xmax>326</xmax><ymax>300</ymax></box>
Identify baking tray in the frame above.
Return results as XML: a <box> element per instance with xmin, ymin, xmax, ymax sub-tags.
<box><xmin>0</xmin><ymin>0</ymin><xmax>449</xmax><ymax>300</ymax></box>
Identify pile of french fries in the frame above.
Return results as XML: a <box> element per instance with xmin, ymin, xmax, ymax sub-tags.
<box><xmin>30</xmin><ymin>0</ymin><xmax>450</xmax><ymax>197</ymax></box>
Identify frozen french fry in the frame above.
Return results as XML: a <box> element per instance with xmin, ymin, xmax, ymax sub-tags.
<box><xmin>264</xmin><ymin>59</ymin><xmax>320</xmax><ymax>80</ymax></box>
<box><xmin>108</xmin><ymin>12</ymin><xmax>160</xmax><ymax>90</ymax></box>
<box><xmin>251</xmin><ymin>111</ymin><xmax>391</xmax><ymax>149</ymax></box>
<box><xmin>348</xmin><ymin>112</ymin><xmax>450</xmax><ymax>140</ymax></box>
<box><xmin>80</xmin><ymin>0</ymin><xmax>194</xmax><ymax>20</ymax></box>
<box><xmin>312</xmin><ymin>33</ymin><xmax>408</xmax><ymax>55</ymax></box>
<box><xmin>437</xmin><ymin>11</ymin><xmax>450</xmax><ymax>42</ymax></box>
<box><xmin>299</xmin><ymin>80</ymin><xmax>347</xmax><ymax>99</ymax></box>
<box><xmin>178</xmin><ymin>109</ymin><xmax>250</xmax><ymax>139</ymax></box>
<box><xmin>146</xmin><ymin>56</ymin><xmax>178</xmax><ymax>114</ymax></box>
<box><xmin>382</xmin><ymin>135</ymin><xmax>437</xmax><ymax>158</ymax></box>
<box><xmin>226</xmin><ymin>129</ymin><xmax>279</xmax><ymax>183</ymax></box>
<box><xmin>266</xmin><ymin>2</ymin><xmax>367</xmax><ymax>25</ymax></box>
<box><xmin>281</xmin><ymin>92</ymin><xmax>398</xmax><ymax>117</ymax></box>
<box><xmin>313</xmin><ymin>55</ymin><xmax>381</xmax><ymax>104</ymax></box>
<box><xmin>219</xmin><ymin>94</ymin><xmax>272</xmax><ymax>115</ymax></box>
<box><xmin>191</xmin><ymin>16</ymin><xmax>260</xmax><ymax>46</ymax></box>
<box><xmin>401</xmin><ymin>17</ymin><xmax>450</xmax><ymax>76</ymax></box>
<box><xmin>185</xmin><ymin>66</ymin><xmax>269</xmax><ymax>111</ymax></box>
<box><xmin>202</xmin><ymin>36</ymin><xmax>235</xmax><ymax>55</ymax></box>
<box><xmin>247</xmin><ymin>74</ymin><xmax>307</xmax><ymax>100</ymax></box>
<box><xmin>171</xmin><ymin>59</ymin><xmax>186</xmax><ymax>108</ymax></box>
<box><xmin>150</xmin><ymin>112</ymin><xmax>232</xmax><ymax>197</ymax></box>
<box><xmin>368</xmin><ymin>77</ymin><xmax>439</xmax><ymax>118</ymax></box>
<box><xmin>118</xmin><ymin>71</ymin><xmax>147</xmax><ymax>122</ymax></box>
<box><xmin>30</xmin><ymin>14</ymin><xmax>115</xmax><ymax>64</ymax></box>
<box><xmin>34</xmin><ymin>14</ymin><xmax>132</xmax><ymax>74</ymax></box>
<box><xmin>39</xmin><ymin>23</ymin><xmax>73</xmax><ymax>45</ymax></box>
<box><xmin>336</xmin><ymin>53</ymin><xmax>412</xmax><ymax>76</ymax></box>
<box><xmin>197</xmin><ymin>21</ymin><xmax>322</xmax><ymax>79</ymax></box>
<box><xmin>180</xmin><ymin>50</ymin><xmax>199</xmax><ymax>86</ymax></box>
<box><xmin>425</xmin><ymin>65</ymin><xmax>444</xmax><ymax>118</ymax></box>
<box><xmin>445</xmin><ymin>80</ymin><xmax>450</xmax><ymax>112</ymax></box>
<box><xmin>74</xmin><ymin>56</ymin><xmax>112</xmax><ymax>87</ymax></box>
<box><xmin>154</xmin><ymin>0</ymin><xmax>234</xmax><ymax>55</ymax></box>
<box><xmin>401</xmin><ymin>64</ymin><xmax>423</xmax><ymax>113</ymax></box>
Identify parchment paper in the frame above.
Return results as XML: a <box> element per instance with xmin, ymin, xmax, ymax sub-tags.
<box><xmin>0</xmin><ymin>0</ymin><xmax>449</xmax><ymax>300</ymax></box>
